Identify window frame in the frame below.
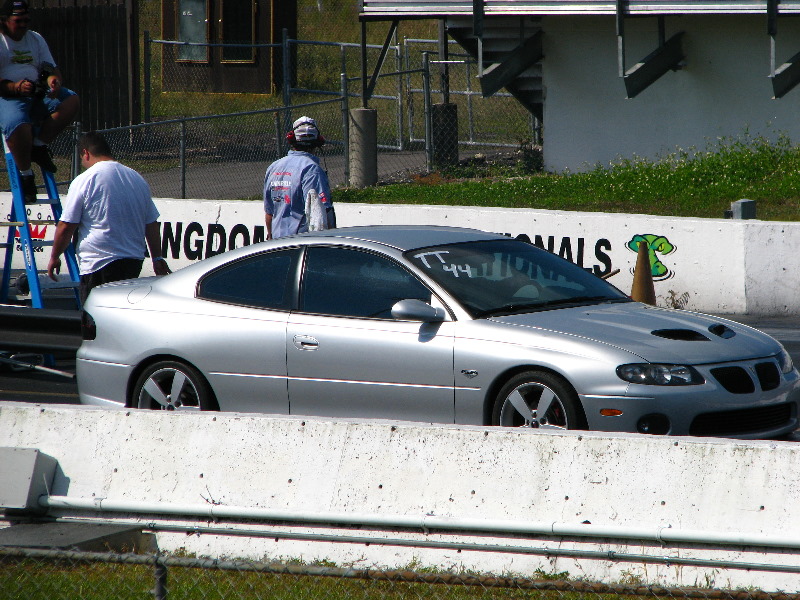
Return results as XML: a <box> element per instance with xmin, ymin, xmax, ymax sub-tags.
<box><xmin>195</xmin><ymin>247</ymin><xmax>302</xmax><ymax>311</ymax></box>
<box><xmin>297</xmin><ymin>245</ymin><xmax>445</xmax><ymax>321</ymax></box>
<box><xmin>219</xmin><ymin>0</ymin><xmax>257</xmax><ymax>64</ymax></box>
<box><xmin>176</xmin><ymin>0</ymin><xmax>210</xmax><ymax>62</ymax></box>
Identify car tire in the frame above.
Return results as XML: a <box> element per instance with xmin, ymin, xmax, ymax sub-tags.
<box><xmin>492</xmin><ymin>370</ymin><xmax>585</xmax><ymax>430</ymax></box>
<box><xmin>133</xmin><ymin>360</ymin><xmax>218</xmax><ymax>411</ymax></box>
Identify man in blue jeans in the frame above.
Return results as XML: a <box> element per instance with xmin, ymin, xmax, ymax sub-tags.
<box><xmin>0</xmin><ymin>0</ymin><xmax>79</xmax><ymax>203</ymax></box>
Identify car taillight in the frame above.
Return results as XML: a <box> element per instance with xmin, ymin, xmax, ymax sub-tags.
<box><xmin>81</xmin><ymin>310</ymin><xmax>96</xmax><ymax>341</ymax></box>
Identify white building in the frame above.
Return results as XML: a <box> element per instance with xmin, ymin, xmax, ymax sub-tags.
<box><xmin>360</xmin><ymin>0</ymin><xmax>800</xmax><ymax>171</ymax></box>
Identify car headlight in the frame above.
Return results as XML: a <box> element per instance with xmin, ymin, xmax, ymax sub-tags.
<box><xmin>777</xmin><ymin>346</ymin><xmax>794</xmax><ymax>374</ymax></box>
<box><xmin>617</xmin><ymin>364</ymin><xmax>704</xmax><ymax>386</ymax></box>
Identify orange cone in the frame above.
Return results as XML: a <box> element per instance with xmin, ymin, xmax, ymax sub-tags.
<box><xmin>630</xmin><ymin>240</ymin><xmax>656</xmax><ymax>305</ymax></box>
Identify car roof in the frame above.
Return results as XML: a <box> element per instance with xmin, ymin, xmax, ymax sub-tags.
<box><xmin>154</xmin><ymin>226</ymin><xmax>511</xmax><ymax>287</ymax></box>
<box><xmin>305</xmin><ymin>225</ymin><xmax>506</xmax><ymax>251</ymax></box>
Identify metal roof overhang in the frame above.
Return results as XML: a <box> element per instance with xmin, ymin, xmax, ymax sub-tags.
<box><xmin>360</xmin><ymin>1</ymin><xmax>800</xmax><ymax>19</ymax></box>
<box><xmin>358</xmin><ymin>0</ymin><xmax>800</xmax><ymax>100</ymax></box>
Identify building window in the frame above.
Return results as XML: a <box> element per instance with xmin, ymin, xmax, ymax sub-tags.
<box><xmin>221</xmin><ymin>0</ymin><xmax>255</xmax><ymax>62</ymax></box>
<box><xmin>178</xmin><ymin>0</ymin><xmax>208</xmax><ymax>61</ymax></box>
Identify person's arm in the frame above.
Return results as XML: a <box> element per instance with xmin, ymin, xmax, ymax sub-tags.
<box><xmin>46</xmin><ymin>67</ymin><xmax>64</xmax><ymax>97</ymax></box>
<box><xmin>145</xmin><ymin>221</ymin><xmax>171</xmax><ymax>276</ymax></box>
<box><xmin>264</xmin><ymin>213</ymin><xmax>273</xmax><ymax>240</ymax></box>
<box><xmin>47</xmin><ymin>220</ymin><xmax>79</xmax><ymax>280</ymax></box>
<box><xmin>0</xmin><ymin>78</ymin><xmax>34</xmax><ymax>97</ymax></box>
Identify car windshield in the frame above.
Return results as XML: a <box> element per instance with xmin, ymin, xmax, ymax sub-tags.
<box><xmin>405</xmin><ymin>239</ymin><xmax>631</xmax><ymax>317</ymax></box>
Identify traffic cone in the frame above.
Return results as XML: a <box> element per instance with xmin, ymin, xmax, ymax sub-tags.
<box><xmin>630</xmin><ymin>240</ymin><xmax>656</xmax><ymax>305</ymax></box>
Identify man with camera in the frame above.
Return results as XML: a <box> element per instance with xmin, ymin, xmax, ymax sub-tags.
<box><xmin>0</xmin><ymin>0</ymin><xmax>79</xmax><ymax>203</ymax></box>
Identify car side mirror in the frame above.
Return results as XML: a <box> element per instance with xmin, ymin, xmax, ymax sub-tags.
<box><xmin>391</xmin><ymin>299</ymin><xmax>446</xmax><ymax>322</ymax></box>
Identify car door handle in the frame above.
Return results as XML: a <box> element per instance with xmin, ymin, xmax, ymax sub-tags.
<box><xmin>293</xmin><ymin>335</ymin><xmax>319</xmax><ymax>350</ymax></box>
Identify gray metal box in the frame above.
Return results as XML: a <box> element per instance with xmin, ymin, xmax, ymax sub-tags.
<box><xmin>0</xmin><ymin>447</ymin><xmax>57</xmax><ymax>513</ymax></box>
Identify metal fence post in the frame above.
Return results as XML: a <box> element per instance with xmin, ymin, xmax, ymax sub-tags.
<box><xmin>466</xmin><ymin>59</ymin><xmax>476</xmax><ymax>143</ymax></box>
<box><xmin>179</xmin><ymin>121</ymin><xmax>186</xmax><ymax>200</ymax></box>
<box><xmin>395</xmin><ymin>41</ymin><xmax>404</xmax><ymax>151</ymax></box>
<box><xmin>274</xmin><ymin>111</ymin><xmax>283</xmax><ymax>161</ymax></box>
<box><xmin>341</xmin><ymin>72</ymin><xmax>350</xmax><ymax>187</ymax></box>
<box><xmin>153</xmin><ymin>554</ymin><xmax>167</xmax><ymax>600</ymax></box>
<box><xmin>422</xmin><ymin>52</ymin><xmax>432</xmax><ymax>173</ymax></box>
<box><xmin>404</xmin><ymin>39</ymin><xmax>414</xmax><ymax>143</ymax></box>
<box><xmin>282</xmin><ymin>29</ymin><xmax>292</xmax><ymax>134</ymax></box>
<box><xmin>143</xmin><ymin>30</ymin><xmax>151</xmax><ymax>124</ymax></box>
<box><xmin>71</xmin><ymin>122</ymin><xmax>81</xmax><ymax>180</ymax></box>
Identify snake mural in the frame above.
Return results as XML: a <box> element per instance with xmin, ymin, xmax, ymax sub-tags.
<box><xmin>626</xmin><ymin>234</ymin><xmax>676</xmax><ymax>281</ymax></box>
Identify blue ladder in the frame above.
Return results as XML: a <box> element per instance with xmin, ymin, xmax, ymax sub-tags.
<box><xmin>0</xmin><ymin>146</ymin><xmax>80</xmax><ymax>309</ymax></box>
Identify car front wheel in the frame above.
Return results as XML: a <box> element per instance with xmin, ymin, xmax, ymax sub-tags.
<box><xmin>492</xmin><ymin>370</ymin><xmax>584</xmax><ymax>430</ymax></box>
<box><xmin>133</xmin><ymin>360</ymin><xmax>218</xmax><ymax>411</ymax></box>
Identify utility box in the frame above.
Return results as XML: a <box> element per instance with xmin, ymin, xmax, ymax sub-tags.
<box><xmin>0</xmin><ymin>448</ymin><xmax>57</xmax><ymax>515</ymax></box>
<box><xmin>731</xmin><ymin>199</ymin><xmax>757</xmax><ymax>220</ymax></box>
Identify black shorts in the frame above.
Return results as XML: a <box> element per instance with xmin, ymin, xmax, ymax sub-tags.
<box><xmin>80</xmin><ymin>258</ymin><xmax>144</xmax><ymax>304</ymax></box>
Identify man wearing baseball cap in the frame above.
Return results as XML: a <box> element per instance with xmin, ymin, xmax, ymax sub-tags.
<box><xmin>0</xmin><ymin>0</ymin><xmax>79</xmax><ymax>203</ymax></box>
<box><xmin>263</xmin><ymin>116</ymin><xmax>335</xmax><ymax>239</ymax></box>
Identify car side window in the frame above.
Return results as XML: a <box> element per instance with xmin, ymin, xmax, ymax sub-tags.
<box><xmin>302</xmin><ymin>247</ymin><xmax>431</xmax><ymax>319</ymax></box>
<box><xmin>198</xmin><ymin>249</ymin><xmax>297</xmax><ymax>310</ymax></box>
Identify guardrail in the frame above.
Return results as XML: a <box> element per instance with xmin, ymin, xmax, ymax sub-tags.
<box><xmin>0</xmin><ymin>304</ymin><xmax>80</xmax><ymax>352</ymax></box>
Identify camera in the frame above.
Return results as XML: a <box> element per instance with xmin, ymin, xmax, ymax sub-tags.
<box><xmin>29</xmin><ymin>61</ymin><xmax>55</xmax><ymax>99</ymax></box>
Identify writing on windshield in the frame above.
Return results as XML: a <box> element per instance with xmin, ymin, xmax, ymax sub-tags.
<box><xmin>406</xmin><ymin>239</ymin><xmax>629</xmax><ymax>317</ymax></box>
<box><xmin>413</xmin><ymin>250</ymin><xmax>474</xmax><ymax>278</ymax></box>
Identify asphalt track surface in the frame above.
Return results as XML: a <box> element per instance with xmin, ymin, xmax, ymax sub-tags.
<box><xmin>1</xmin><ymin>312</ymin><xmax>799</xmax><ymax>440</ymax></box>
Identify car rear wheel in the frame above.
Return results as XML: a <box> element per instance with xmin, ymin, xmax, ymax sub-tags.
<box><xmin>492</xmin><ymin>370</ymin><xmax>584</xmax><ymax>430</ymax></box>
<box><xmin>133</xmin><ymin>361</ymin><xmax>218</xmax><ymax>411</ymax></box>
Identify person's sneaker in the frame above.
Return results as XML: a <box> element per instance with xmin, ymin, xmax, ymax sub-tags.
<box><xmin>31</xmin><ymin>145</ymin><xmax>57</xmax><ymax>173</ymax></box>
<box><xmin>20</xmin><ymin>173</ymin><xmax>37</xmax><ymax>204</ymax></box>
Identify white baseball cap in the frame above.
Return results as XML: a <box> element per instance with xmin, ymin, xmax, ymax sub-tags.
<box><xmin>292</xmin><ymin>116</ymin><xmax>320</xmax><ymax>144</ymax></box>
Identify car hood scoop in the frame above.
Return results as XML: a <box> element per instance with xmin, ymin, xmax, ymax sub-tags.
<box><xmin>489</xmin><ymin>303</ymin><xmax>777</xmax><ymax>363</ymax></box>
<box><xmin>651</xmin><ymin>328</ymin><xmax>710</xmax><ymax>341</ymax></box>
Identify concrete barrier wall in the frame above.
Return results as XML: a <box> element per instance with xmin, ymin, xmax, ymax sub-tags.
<box><xmin>5</xmin><ymin>193</ymin><xmax>799</xmax><ymax>315</ymax></box>
<box><xmin>2</xmin><ymin>403</ymin><xmax>800</xmax><ymax>590</ymax></box>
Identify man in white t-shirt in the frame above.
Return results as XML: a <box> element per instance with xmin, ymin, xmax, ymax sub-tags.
<box><xmin>0</xmin><ymin>0</ymin><xmax>79</xmax><ymax>203</ymax></box>
<box><xmin>47</xmin><ymin>131</ymin><xmax>171</xmax><ymax>303</ymax></box>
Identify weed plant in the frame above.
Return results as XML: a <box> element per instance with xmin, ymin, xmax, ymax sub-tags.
<box><xmin>338</xmin><ymin>133</ymin><xmax>800</xmax><ymax>221</ymax></box>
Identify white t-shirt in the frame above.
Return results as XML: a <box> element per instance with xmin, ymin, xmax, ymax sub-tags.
<box><xmin>61</xmin><ymin>160</ymin><xmax>160</xmax><ymax>275</ymax></box>
<box><xmin>0</xmin><ymin>30</ymin><xmax>55</xmax><ymax>82</ymax></box>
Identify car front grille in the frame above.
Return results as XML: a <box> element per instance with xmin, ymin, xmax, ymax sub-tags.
<box><xmin>710</xmin><ymin>361</ymin><xmax>781</xmax><ymax>394</ymax></box>
<box><xmin>755</xmin><ymin>362</ymin><xmax>781</xmax><ymax>391</ymax></box>
<box><xmin>710</xmin><ymin>366</ymin><xmax>754</xmax><ymax>393</ymax></box>
<box><xmin>689</xmin><ymin>402</ymin><xmax>794</xmax><ymax>437</ymax></box>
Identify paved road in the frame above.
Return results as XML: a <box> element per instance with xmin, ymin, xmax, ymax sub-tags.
<box><xmin>141</xmin><ymin>148</ymin><xmax>433</xmax><ymax>200</ymax></box>
<box><xmin>2</xmin><ymin>314</ymin><xmax>800</xmax><ymax>441</ymax></box>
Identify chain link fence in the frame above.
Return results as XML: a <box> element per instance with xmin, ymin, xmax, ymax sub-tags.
<box><xmin>137</xmin><ymin>29</ymin><xmax>540</xmax><ymax>196</ymax></box>
<box><xmin>101</xmin><ymin>98</ymin><xmax>347</xmax><ymax>200</ymax></box>
<box><xmin>3</xmin><ymin>32</ymin><xmax>540</xmax><ymax>200</ymax></box>
<box><xmin>3</xmin><ymin>545</ymin><xmax>799</xmax><ymax>600</ymax></box>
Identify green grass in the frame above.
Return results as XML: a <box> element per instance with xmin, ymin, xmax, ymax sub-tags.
<box><xmin>337</xmin><ymin>132</ymin><xmax>800</xmax><ymax>221</ymax></box>
<box><xmin>0</xmin><ymin>557</ymin><xmax>677</xmax><ymax>600</ymax></box>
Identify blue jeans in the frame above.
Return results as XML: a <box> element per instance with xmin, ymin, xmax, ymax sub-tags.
<box><xmin>0</xmin><ymin>86</ymin><xmax>77</xmax><ymax>138</ymax></box>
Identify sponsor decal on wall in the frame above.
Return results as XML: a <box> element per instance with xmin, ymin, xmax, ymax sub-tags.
<box><xmin>625</xmin><ymin>234</ymin><xmax>676</xmax><ymax>281</ymax></box>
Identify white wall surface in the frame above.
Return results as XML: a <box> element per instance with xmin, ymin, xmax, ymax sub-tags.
<box><xmin>2</xmin><ymin>403</ymin><xmax>800</xmax><ymax>590</ymax></box>
<box><xmin>542</xmin><ymin>15</ymin><xmax>800</xmax><ymax>172</ymax></box>
<box><xmin>5</xmin><ymin>194</ymin><xmax>799</xmax><ymax>315</ymax></box>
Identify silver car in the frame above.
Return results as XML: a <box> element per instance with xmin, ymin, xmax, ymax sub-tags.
<box><xmin>78</xmin><ymin>225</ymin><xmax>800</xmax><ymax>438</ymax></box>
